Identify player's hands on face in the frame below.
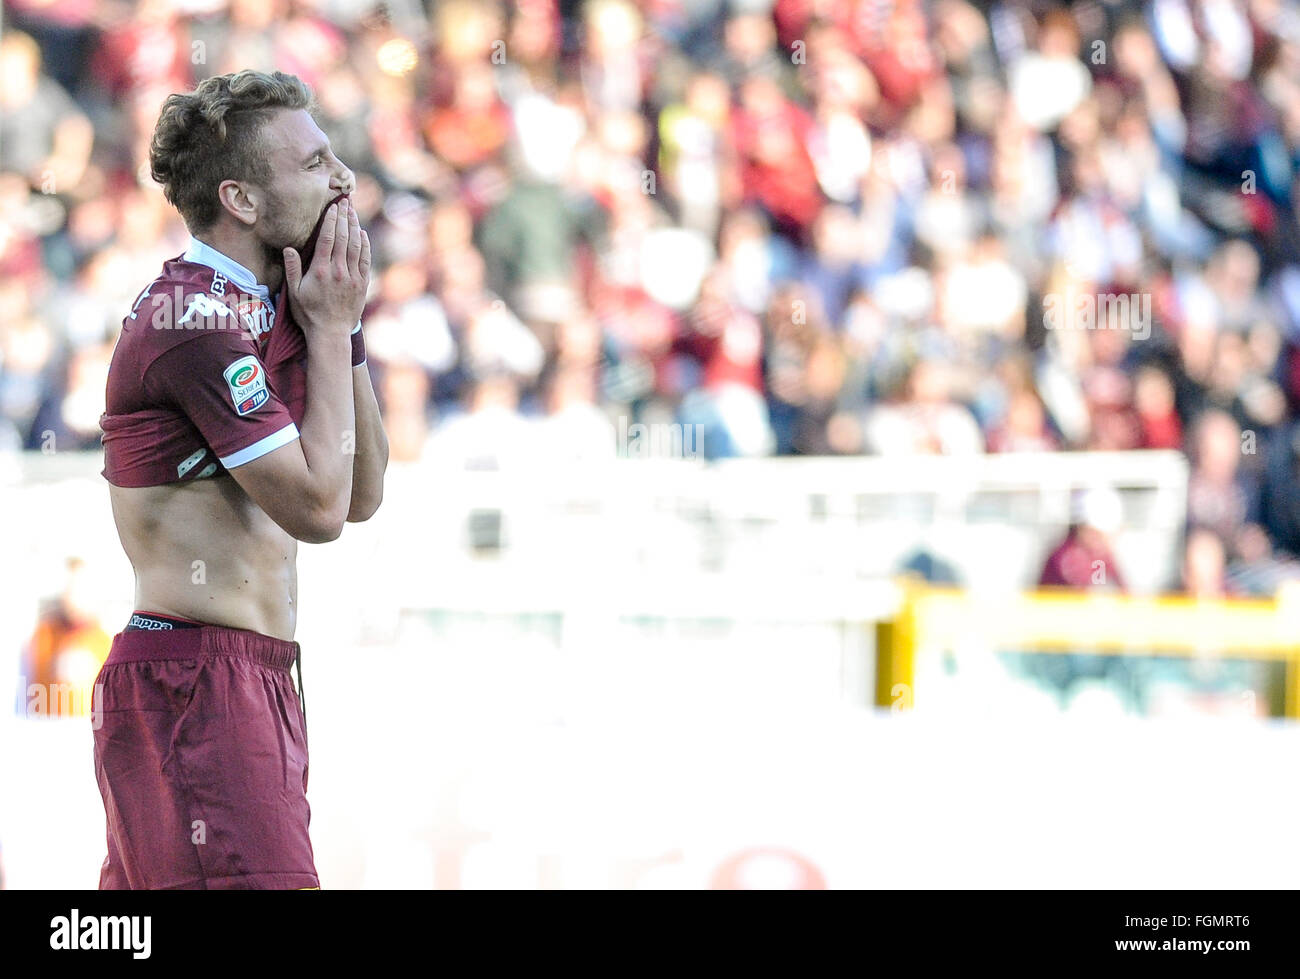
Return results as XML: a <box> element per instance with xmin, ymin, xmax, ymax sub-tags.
<box><xmin>282</xmin><ymin>198</ymin><xmax>371</xmax><ymax>338</ymax></box>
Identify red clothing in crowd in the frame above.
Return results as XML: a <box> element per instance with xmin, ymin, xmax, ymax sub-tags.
<box><xmin>729</xmin><ymin>97</ymin><xmax>821</xmax><ymax>232</ymax></box>
<box><xmin>1038</xmin><ymin>527</ymin><xmax>1127</xmax><ymax>592</ymax></box>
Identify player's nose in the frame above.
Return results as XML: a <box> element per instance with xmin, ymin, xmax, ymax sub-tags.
<box><xmin>331</xmin><ymin>160</ymin><xmax>355</xmax><ymax>196</ymax></box>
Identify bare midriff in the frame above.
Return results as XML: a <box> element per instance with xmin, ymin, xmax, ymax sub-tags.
<box><xmin>109</xmin><ymin>476</ymin><xmax>298</xmax><ymax>641</ymax></box>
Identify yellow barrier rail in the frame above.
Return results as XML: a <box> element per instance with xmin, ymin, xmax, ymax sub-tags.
<box><xmin>876</xmin><ymin>584</ymin><xmax>1300</xmax><ymax>718</ymax></box>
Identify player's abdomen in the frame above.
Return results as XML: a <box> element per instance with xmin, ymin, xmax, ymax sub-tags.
<box><xmin>108</xmin><ymin>476</ymin><xmax>299</xmax><ymax>640</ymax></box>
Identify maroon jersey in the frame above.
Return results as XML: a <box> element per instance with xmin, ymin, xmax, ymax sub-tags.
<box><xmin>100</xmin><ymin>243</ymin><xmax>308</xmax><ymax>487</ymax></box>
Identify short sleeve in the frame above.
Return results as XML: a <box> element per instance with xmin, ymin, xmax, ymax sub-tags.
<box><xmin>144</xmin><ymin>329</ymin><xmax>300</xmax><ymax>470</ymax></box>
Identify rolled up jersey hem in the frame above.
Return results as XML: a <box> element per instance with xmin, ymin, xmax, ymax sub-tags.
<box><xmin>219</xmin><ymin>422</ymin><xmax>300</xmax><ymax>469</ymax></box>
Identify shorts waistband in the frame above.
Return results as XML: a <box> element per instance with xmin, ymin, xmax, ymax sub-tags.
<box><xmin>105</xmin><ymin>612</ymin><xmax>300</xmax><ymax>672</ymax></box>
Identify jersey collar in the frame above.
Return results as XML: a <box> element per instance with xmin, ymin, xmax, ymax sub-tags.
<box><xmin>183</xmin><ymin>236</ymin><xmax>272</xmax><ymax>302</ymax></box>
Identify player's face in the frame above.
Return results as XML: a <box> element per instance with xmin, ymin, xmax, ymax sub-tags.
<box><xmin>257</xmin><ymin>108</ymin><xmax>355</xmax><ymax>253</ymax></box>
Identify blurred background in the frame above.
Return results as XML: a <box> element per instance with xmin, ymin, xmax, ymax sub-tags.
<box><xmin>4</xmin><ymin>0</ymin><xmax>1300</xmax><ymax>888</ymax></box>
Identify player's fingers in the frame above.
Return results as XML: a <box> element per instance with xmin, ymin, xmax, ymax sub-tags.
<box><xmin>346</xmin><ymin>200</ymin><xmax>362</xmax><ymax>277</ymax></box>
<box><xmin>359</xmin><ymin>229</ymin><xmax>371</xmax><ymax>281</ymax></box>
<box><xmin>330</xmin><ymin>199</ymin><xmax>349</xmax><ymax>270</ymax></box>
<box><xmin>316</xmin><ymin>203</ymin><xmax>340</xmax><ymax>268</ymax></box>
<box><xmin>283</xmin><ymin>247</ymin><xmax>302</xmax><ymax>293</ymax></box>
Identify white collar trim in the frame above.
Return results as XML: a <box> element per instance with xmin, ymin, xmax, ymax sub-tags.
<box><xmin>183</xmin><ymin>236</ymin><xmax>271</xmax><ymax>300</ymax></box>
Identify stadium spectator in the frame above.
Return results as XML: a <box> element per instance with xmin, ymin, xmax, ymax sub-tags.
<box><xmin>1185</xmin><ymin>407</ymin><xmax>1262</xmax><ymax>556</ymax></box>
<box><xmin>862</xmin><ymin>359</ymin><xmax>984</xmax><ymax>456</ymax></box>
<box><xmin>1182</xmin><ymin>526</ymin><xmax>1230</xmax><ymax>600</ymax></box>
<box><xmin>1132</xmin><ymin>363</ymin><xmax>1183</xmax><ymax>450</ymax></box>
<box><xmin>0</xmin><ymin>30</ymin><xmax>92</xmax><ymax>192</ymax></box>
<box><xmin>1038</xmin><ymin>487</ymin><xmax>1128</xmax><ymax>592</ymax></box>
<box><xmin>19</xmin><ymin>556</ymin><xmax>111</xmax><ymax>719</ymax></box>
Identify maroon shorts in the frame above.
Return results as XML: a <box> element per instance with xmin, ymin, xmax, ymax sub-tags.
<box><xmin>92</xmin><ymin>614</ymin><xmax>318</xmax><ymax>889</ymax></box>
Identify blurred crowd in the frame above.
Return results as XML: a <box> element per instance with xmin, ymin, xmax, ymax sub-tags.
<box><xmin>2</xmin><ymin>0</ymin><xmax>1300</xmax><ymax>593</ymax></box>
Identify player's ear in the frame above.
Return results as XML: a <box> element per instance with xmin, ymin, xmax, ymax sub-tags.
<box><xmin>217</xmin><ymin>179</ymin><xmax>260</xmax><ymax>228</ymax></box>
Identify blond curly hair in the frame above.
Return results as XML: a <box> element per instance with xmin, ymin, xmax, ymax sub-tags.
<box><xmin>150</xmin><ymin>70</ymin><xmax>313</xmax><ymax>234</ymax></box>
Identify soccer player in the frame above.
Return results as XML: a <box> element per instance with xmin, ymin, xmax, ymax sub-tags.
<box><xmin>93</xmin><ymin>70</ymin><xmax>388</xmax><ymax>889</ymax></box>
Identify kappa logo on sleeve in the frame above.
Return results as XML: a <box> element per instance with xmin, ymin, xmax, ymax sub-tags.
<box><xmin>223</xmin><ymin>355</ymin><xmax>270</xmax><ymax>416</ymax></box>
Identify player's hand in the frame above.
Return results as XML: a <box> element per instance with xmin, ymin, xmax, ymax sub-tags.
<box><xmin>282</xmin><ymin>198</ymin><xmax>371</xmax><ymax>339</ymax></box>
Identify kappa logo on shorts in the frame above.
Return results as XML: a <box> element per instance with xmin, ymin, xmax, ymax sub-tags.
<box><xmin>128</xmin><ymin>614</ymin><xmax>174</xmax><ymax>631</ymax></box>
<box><xmin>223</xmin><ymin>355</ymin><xmax>269</xmax><ymax>416</ymax></box>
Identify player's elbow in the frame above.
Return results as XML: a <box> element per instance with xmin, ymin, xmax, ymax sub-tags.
<box><xmin>310</xmin><ymin>520</ymin><xmax>347</xmax><ymax>543</ymax></box>
<box><xmin>346</xmin><ymin>489</ymin><xmax>383</xmax><ymax>523</ymax></box>
<box><xmin>294</xmin><ymin>498</ymin><xmax>349</xmax><ymax>543</ymax></box>
<box><xmin>296</xmin><ymin>516</ymin><xmax>346</xmax><ymax>544</ymax></box>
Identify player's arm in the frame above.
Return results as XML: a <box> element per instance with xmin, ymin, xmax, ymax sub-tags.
<box><xmin>226</xmin><ymin>329</ymin><xmax>355</xmax><ymax>543</ymax></box>
<box><xmin>346</xmin><ymin>340</ymin><xmax>388</xmax><ymax>522</ymax></box>
<box><xmin>229</xmin><ymin>202</ymin><xmax>368</xmax><ymax>541</ymax></box>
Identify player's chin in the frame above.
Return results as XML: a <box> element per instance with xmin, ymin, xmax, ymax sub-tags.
<box><xmin>275</xmin><ymin>220</ymin><xmax>316</xmax><ymax>256</ymax></box>
<box><xmin>262</xmin><ymin>230</ymin><xmax>307</xmax><ymax>269</ymax></box>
